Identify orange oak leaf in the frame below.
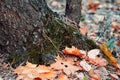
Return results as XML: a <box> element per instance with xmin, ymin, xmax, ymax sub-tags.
<box><xmin>100</xmin><ymin>43</ymin><xmax>118</xmax><ymax>68</ymax></box>
<box><xmin>87</xmin><ymin>58</ymin><xmax>97</xmax><ymax>65</ymax></box>
<box><xmin>63</xmin><ymin>46</ymin><xmax>83</xmax><ymax>57</ymax></box>
<box><xmin>14</xmin><ymin>61</ymin><xmax>56</xmax><ymax>80</ymax></box>
<box><xmin>34</xmin><ymin>77</ymin><xmax>42</xmax><ymax>80</ymax></box>
<box><xmin>109</xmin><ymin>56</ymin><xmax>117</xmax><ymax>67</ymax></box>
<box><xmin>50</xmin><ymin>56</ymin><xmax>80</xmax><ymax>75</ymax></box>
<box><xmin>58</xmin><ymin>73</ymin><xmax>69</xmax><ymax>80</ymax></box>
<box><xmin>88</xmin><ymin>3</ymin><xmax>99</xmax><ymax>10</ymax></box>
<box><xmin>39</xmin><ymin>70</ymin><xmax>56</xmax><ymax>80</ymax></box>
<box><xmin>90</xmin><ymin>74</ymin><xmax>101</xmax><ymax>80</ymax></box>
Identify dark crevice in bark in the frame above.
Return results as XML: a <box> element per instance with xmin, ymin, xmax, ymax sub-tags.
<box><xmin>0</xmin><ymin>0</ymin><xmax>99</xmax><ymax>67</ymax></box>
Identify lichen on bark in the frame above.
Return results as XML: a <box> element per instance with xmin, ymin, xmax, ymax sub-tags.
<box><xmin>0</xmin><ymin>0</ymin><xmax>99</xmax><ymax>67</ymax></box>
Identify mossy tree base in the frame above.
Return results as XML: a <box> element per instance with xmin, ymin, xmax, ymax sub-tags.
<box><xmin>0</xmin><ymin>0</ymin><xmax>99</xmax><ymax>67</ymax></box>
<box><xmin>8</xmin><ymin>16</ymin><xmax>99</xmax><ymax>67</ymax></box>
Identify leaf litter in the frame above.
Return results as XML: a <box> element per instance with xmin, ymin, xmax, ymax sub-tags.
<box><xmin>13</xmin><ymin>0</ymin><xmax>120</xmax><ymax>79</ymax></box>
<box><xmin>14</xmin><ymin>45</ymin><xmax>120</xmax><ymax>80</ymax></box>
<box><xmin>1</xmin><ymin>0</ymin><xmax>120</xmax><ymax>80</ymax></box>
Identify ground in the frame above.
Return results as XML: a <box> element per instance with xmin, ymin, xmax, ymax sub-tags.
<box><xmin>0</xmin><ymin>0</ymin><xmax>120</xmax><ymax>80</ymax></box>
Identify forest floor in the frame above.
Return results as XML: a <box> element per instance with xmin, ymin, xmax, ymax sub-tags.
<box><xmin>80</xmin><ymin>0</ymin><xmax>120</xmax><ymax>64</ymax></box>
<box><xmin>0</xmin><ymin>0</ymin><xmax>120</xmax><ymax>80</ymax></box>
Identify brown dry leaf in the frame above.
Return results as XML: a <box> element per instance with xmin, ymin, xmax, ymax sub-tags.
<box><xmin>88</xmin><ymin>3</ymin><xmax>99</xmax><ymax>10</ymax></box>
<box><xmin>83</xmin><ymin>49</ymin><xmax>100</xmax><ymax>65</ymax></box>
<box><xmin>34</xmin><ymin>77</ymin><xmax>42</xmax><ymax>80</ymax></box>
<box><xmin>15</xmin><ymin>68</ymin><xmax>39</xmax><ymax>80</ymax></box>
<box><xmin>58</xmin><ymin>73</ymin><xmax>69</xmax><ymax>80</ymax></box>
<box><xmin>14</xmin><ymin>45</ymin><xmax>117</xmax><ymax>80</ymax></box>
<box><xmin>95</xmin><ymin>57</ymin><xmax>108</xmax><ymax>67</ymax></box>
<box><xmin>88</xmin><ymin>57</ymin><xmax>107</xmax><ymax>68</ymax></box>
<box><xmin>50</xmin><ymin>56</ymin><xmax>80</xmax><ymax>75</ymax></box>
<box><xmin>111</xmin><ymin>22</ymin><xmax>120</xmax><ymax>30</ymax></box>
<box><xmin>14</xmin><ymin>61</ymin><xmax>56</xmax><ymax>80</ymax></box>
<box><xmin>117</xmin><ymin>40</ymin><xmax>120</xmax><ymax>46</ymax></box>
<box><xmin>79</xmin><ymin>26</ymin><xmax>88</xmax><ymax>36</ymax></box>
<box><xmin>63</xmin><ymin>46</ymin><xmax>83</xmax><ymax>57</ymax></box>
<box><xmin>110</xmin><ymin>73</ymin><xmax>119</xmax><ymax>79</ymax></box>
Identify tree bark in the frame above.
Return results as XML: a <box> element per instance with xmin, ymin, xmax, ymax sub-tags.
<box><xmin>0</xmin><ymin>0</ymin><xmax>98</xmax><ymax>67</ymax></box>
<box><xmin>65</xmin><ymin>0</ymin><xmax>82</xmax><ymax>24</ymax></box>
<box><xmin>0</xmin><ymin>0</ymin><xmax>50</xmax><ymax>53</ymax></box>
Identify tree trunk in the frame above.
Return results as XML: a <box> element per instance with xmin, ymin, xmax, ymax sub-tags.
<box><xmin>0</xmin><ymin>0</ymin><xmax>98</xmax><ymax>67</ymax></box>
<box><xmin>65</xmin><ymin>0</ymin><xmax>82</xmax><ymax>24</ymax></box>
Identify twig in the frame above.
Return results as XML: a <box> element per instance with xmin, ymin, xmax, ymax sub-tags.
<box><xmin>42</xmin><ymin>28</ymin><xmax>63</xmax><ymax>55</ymax></box>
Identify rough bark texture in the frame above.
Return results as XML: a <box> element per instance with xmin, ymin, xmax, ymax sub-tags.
<box><xmin>66</xmin><ymin>0</ymin><xmax>82</xmax><ymax>24</ymax></box>
<box><xmin>0</xmin><ymin>0</ymin><xmax>50</xmax><ymax>53</ymax></box>
<box><xmin>0</xmin><ymin>0</ymin><xmax>98</xmax><ymax>67</ymax></box>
